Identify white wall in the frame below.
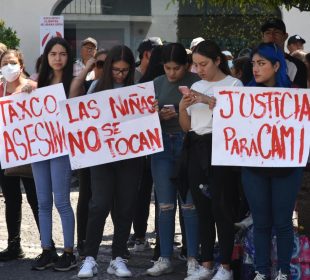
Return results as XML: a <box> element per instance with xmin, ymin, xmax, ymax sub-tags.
<box><xmin>282</xmin><ymin>7</ymin><xmax>310</xmax><ymax>52</ymax></box>
<box><xmin>0</xmin><ymin>0</ymin><xmax>56</xmax><ymax>73</ymax></box>
<box><xmin>149</xmin><ymin>0</ymin><xmax>178</xmax><ymax>43</ymax></box>
<box><xmin>0</xmin><ymin>0</ymin><xmax>178</xmax><ymax>73</ymax></box>
<box><xmin>1</xmin><ymin>1</ymin><xmax>309</xmax><ymax>74</ymax></box>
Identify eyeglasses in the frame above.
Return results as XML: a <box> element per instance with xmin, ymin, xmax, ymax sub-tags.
<box><xmin>112</xmin><ymin>67</ymin><xmax>129</xmax><ymax>75</ymax></box>
<box><xmin>95</xmin><ymin>60</ymin><xmax>105</xmax><ymax>69</ymax></box>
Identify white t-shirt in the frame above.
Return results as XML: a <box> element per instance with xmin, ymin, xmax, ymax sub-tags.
<box><xmin>187</xmin><ymin>75</ymin><xmax>243</xmax><ymax>135</ymax></box>
<box><xmin>87</xmin><ymin>80</ymin><xmax>98</xmax><ymax>94</ymax></box>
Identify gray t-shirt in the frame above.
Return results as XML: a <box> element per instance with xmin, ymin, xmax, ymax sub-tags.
<box><xmin>154</xmin><ymin>72</ymin><xmax>200</xmax><ymax>133</ymax></box>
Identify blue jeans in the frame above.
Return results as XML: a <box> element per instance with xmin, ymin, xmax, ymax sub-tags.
<box><xmin>242</xmin><ymin>167</ymin><xmax>303</xmax><ymax>275</ymax></box>
<box><xmin>32</xmin><ymin>156</ymin><xmax>75</xmax><ymax>249</ymax></box>
<box><xmin>151</xmin><ymin>132</ymin><xmax>199</xmax><ymax>258</ymax></box>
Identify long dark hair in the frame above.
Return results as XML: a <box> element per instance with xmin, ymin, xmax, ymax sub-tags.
<box><xmin>94</xmin><ymin>45</ymin><xmax>135</xmax><ymax>92</ymax></box>
<box><xmin>248</xmin><ymin>43</ymin><xmax>291</xmax><ymax>88</ymax></box>
<box><xmin>162</xmin><ymin>43</ymin><xmax>187</xmax><ymax>65</ymax></box>
<box><xmin>193</xmin><ymin>40</ymin><xmax>231</xmax><ymax>75</ymax></box>
<box><xmin>139</xmin><ymin>45</ymin><xmax>165</xmax><ymax>83</ymax></box>
<box><xmin>38</xmin><ymin>37</ymin><xmax>73</xmax><ymax>95</ymax></box>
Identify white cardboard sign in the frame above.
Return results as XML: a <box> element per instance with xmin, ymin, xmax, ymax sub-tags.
<box><xmin>212</xmin><ymin>86</ymin><xmax>310</xmax><ymax>167</ymax></box>
<box><xmin>59</xmin><ymin>82</ymin><xmax>163</xmax><ymax>169</ymax></box>
<box><xmin>0</xmin><ymin>84</ymin><xmax>68</xmax><ymax>168</ymax></box>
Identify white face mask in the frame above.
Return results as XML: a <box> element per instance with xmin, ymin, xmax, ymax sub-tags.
<box><xmin>1</xmin><ymin>64</ymin><xmax>21</xmax><ymax>82</ymax></box>
<box><xmin>227</xmin><ymin>60</ymin><xmax>233</xmax><ymax>69</ymax></box>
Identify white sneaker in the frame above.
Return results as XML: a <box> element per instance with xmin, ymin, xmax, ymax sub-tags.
<box><xmin>275</xmin><ymin>270</ymin><xmax>288</xmax><ymax>280</ymax></box>
<box><xmin>146</xmin><ymin>257</ymin><xmax>173</xmax><ymax>276</ymax></box>
<box><xmin>107</xmin><ymin>257</ymin><xmax>132</xmax><ymax>277</ymax></box>
<box><xmin>185</xmin><ymin>263</ymin><xmax>215</xmax><ymax>280</ymax></box>
<box><xmin>212</xmin><ymin>265</ymin><xmax>233</xmax><ymax>280</ymax></box>
<box><xmin>133</xmin><ymin>239</ymin><xmax>150</xmax><ymax>252</ymax></box>
<box><xmin>253</xmin><ymin>271</ymin><xmax>267</xmax><ymax>280</ymax></box>
<box><xmin>234</xmin><ymin>215</ymin><xmax>253</xmax><ymax>229</ymax></box>
<box><xmin>187</xmin><ymin>258</ymin><xmax>200</xmax><ymax>276</ymax></box>
<box><xmin>77</xmin><ymin>256</ymin><xmax>98</xmax><ymax>278</ymax></box>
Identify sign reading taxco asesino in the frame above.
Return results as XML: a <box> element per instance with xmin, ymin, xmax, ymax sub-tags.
<box><xmin>0</xmin><ymin>84</ymin><xmax>68</xmax><ymax>168</ymax></box>
<box><xmin>212</xmin><ymin>87</ymin><xmax>310</xmax><ymax>167</ymax></box>
<box><xmin>59</xmin><ymin>82</ymin><xmax>163</xmax><ymax>169</ymax></box>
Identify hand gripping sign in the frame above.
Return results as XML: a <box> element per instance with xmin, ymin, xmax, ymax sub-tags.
<box><xmin>59</xmin><ymin>81</ymin><xmax>163</xmax><ymax>169</ymax></box>
<box><xmin>212</xmin><ymin>86</ymin><xmax>310</xmax><ymax>167</ymax></box>
<box><xmin>0</xmin><ymin>84</ymin><xmax>68</xmax><ymax>168</ymax></box>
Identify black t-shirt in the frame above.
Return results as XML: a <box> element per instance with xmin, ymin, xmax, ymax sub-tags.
<box><xmin>84</xmin><ymin>80</ymin><xmax>93</xmax><ymax>93</ymax></box>
<box><xmin>285</xmin><ymin>53</ymin><xmax>307</xmax><ymax>89</ymax></box>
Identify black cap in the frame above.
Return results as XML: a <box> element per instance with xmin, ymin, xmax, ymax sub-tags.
<box><xmin>137</xmin><ymin>37</ymin><xmax>163</xmax><ymax>55</ymax></box>
<box><xmin>261</xmin><ymin>18</ymin><xmax>286</xmax><ymax>33</ymax></box>
<box><xmin>288</xmin><ymin>35</ymin><xmax>306</xmax><ymax>45</ymax></box>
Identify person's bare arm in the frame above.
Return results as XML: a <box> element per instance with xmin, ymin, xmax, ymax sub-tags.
<box><xmin>69</xmin><ymin>58</ymin><xmax>95</xmax><ymax>98</ymax></box>
<box><xmin>191</xmin><ymin>89</ymin><xmax>216</xmax><ymax>109</ymax></box>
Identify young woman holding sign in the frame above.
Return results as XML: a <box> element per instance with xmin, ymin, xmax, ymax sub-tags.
<box><xmin>243</xmin><ymin>43</ymin><xmax>304</xmax><ymax>280</ymax></box>
<box><xmin>68</xmin><ymin>48</ymin><xmax>108</xmax><ymax>257</ymax></box>
<box><xmin>30</xmin><ymin>37</ymin><xmax>76</xmax><ymax>272</ymax></box>
<box><xmin>77</xmin><ymin>45</ymin><xmax>144</xmax><ymax>279</ymax></box>
<box><xmin>179</xmin><ymin>40</ymin><xmax>242</xmax><ymax>280</ymax></box>
<box><xmin>0</xmin><ymin>49</ymin><xmax>39</xmax><ymax>261</ymax></box>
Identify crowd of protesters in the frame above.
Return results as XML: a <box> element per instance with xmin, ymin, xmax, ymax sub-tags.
<box><xmin>0</xmin><ymin>17</ymin><xmax>310</xmax><ymax>280</ymax></box>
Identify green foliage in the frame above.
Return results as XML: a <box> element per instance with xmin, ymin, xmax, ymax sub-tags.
<box><xmin>0</xmin><ymin>20</ymin><xmax>20</xmax><ymax>49</ymax></box>
<box><xmin>197</xmin><ymin>9</ymin><xmax>276</xmax><ymax>55</ymax></box>
<box><xmin>170</xmin><ymin>0</ymin><xmax>310</xmax><ymax>11</ymax></box>
<box><xmin>176</xmin><ymin>2</ymin><xmax>279</xmax><ymax>56</ymax></box>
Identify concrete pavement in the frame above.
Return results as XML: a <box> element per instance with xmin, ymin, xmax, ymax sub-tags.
<box><xmin>0</xmin><ymin>190</ymin><xmax>187</xmax><ymax>280</ymax></box>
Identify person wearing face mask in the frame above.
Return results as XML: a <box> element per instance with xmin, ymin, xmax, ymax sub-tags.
<box><xmin>0</xmin><ymin>49</ymin><xmax>39</xmax><ymax>261</ymax></box>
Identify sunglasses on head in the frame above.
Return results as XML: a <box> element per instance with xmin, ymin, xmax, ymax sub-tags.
<box><xmin>95</xmin><ymin>60</ymin><xmax>105</xmax><ymax>68</ymax></box>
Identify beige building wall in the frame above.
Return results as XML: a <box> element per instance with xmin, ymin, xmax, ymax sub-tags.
<box><xmin>0</xmin><ymin>0</ymin><xmax>178</xmax><ymax>73</ymax></box>
<box><xmin>282</xmin><ymin>7</ymin><xmax>310</xmax><ymax>52</ymax></box>
<box><xmin>0</xmin><ymin>0</ymin><xmax>56</xmax><ymax>73</ymax></box>
<box><xmin>0</xmin><ymin>1</ymin><xmax>309</xmax><ymax>73</ymax></box>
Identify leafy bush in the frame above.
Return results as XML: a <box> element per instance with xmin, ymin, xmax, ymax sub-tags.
<box><xmin>0</xmin><ymin>20</ymin><xmax>20</xmax><ymax>49</ymax></box>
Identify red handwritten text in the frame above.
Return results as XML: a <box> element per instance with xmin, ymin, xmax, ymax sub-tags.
<box><xmin>0</xmin><ymin>95</ymin><xmax>57</xmax><ymax>126</ymax></box>
<box><xmin>3</xmin><ymin>120</ymin><xmax>66</xmax><ymax>163</ymax></box>
<box><xmin>219</xmin><ymin>90</ymin><xmax>310</xmax><ymax>121</ymax></box>
<box><xmin>109</xmin><ymin>93</ymin><xmax>155</xmax><ymax>119</ymax></box>
<box><xmin>223</xmin><ymin>124</ymin><xmax>304</xmax><ymax>163</ymax></box>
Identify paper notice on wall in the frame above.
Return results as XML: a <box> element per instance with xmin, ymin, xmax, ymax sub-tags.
<box><xmin>40</xmin><ymin>16</ymin><xmax>64</xmax><ymax>54</ymax></box>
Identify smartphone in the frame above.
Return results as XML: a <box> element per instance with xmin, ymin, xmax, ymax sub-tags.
<box><xmin>178</xmin><ymin>85</ymin><xmax>191</xmax><ymax>96</ymax></box>
<box><xmin>163</xmin><ymin>104</ymin><xmax>176</xmax><ymax>112</ymax></box>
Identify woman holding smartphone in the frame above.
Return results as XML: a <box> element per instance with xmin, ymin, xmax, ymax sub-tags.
<box><xmin>179</xmin><ymin>40</ymin><xmax>243</xmax><ymax>280</ymax></box>
<box><xmin>146</xmin><ymin>43</ymin><xmax>201</xmax><ymax>278</ymax></box>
